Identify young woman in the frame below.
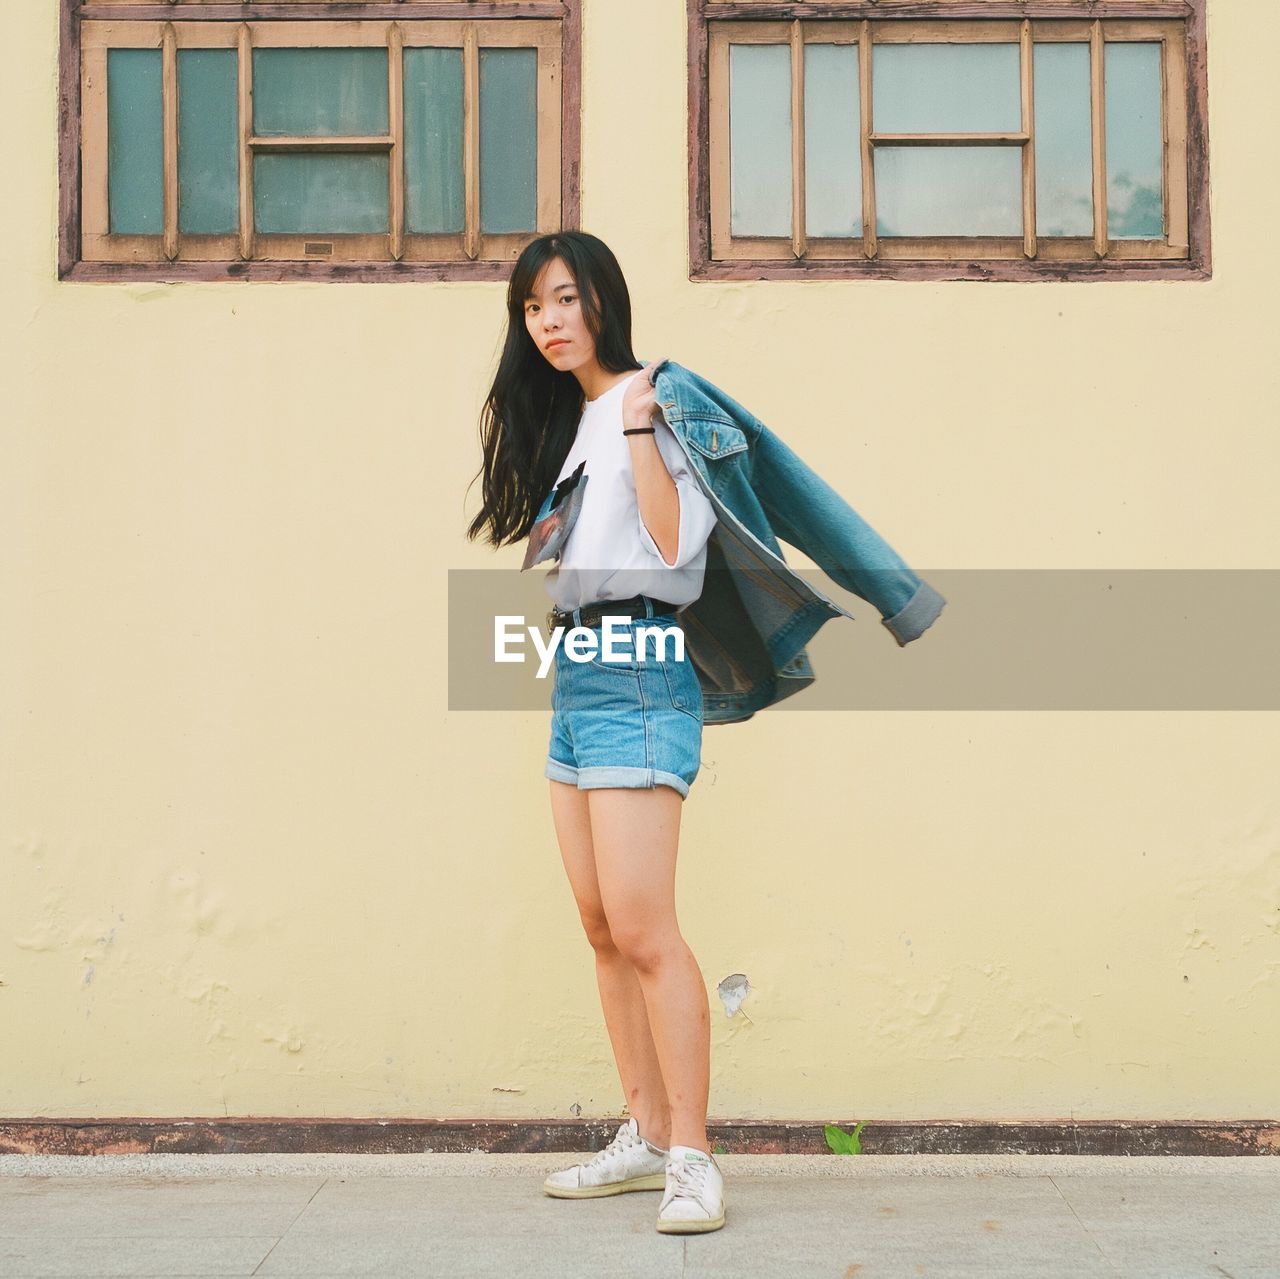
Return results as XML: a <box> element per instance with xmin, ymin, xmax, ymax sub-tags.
<box><xmin>466</xmin><ymin>231</ymin><xmax>726</xmax><ymax>1234</ymax></box>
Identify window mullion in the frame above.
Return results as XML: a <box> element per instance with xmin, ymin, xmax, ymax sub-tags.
<box><xmin>1020</xmin><ymin>17</ymin><xmax>1037</xmax><ymax>260</ymax></box>
<box><xmin>162</xmin><ymin>22</ymin><xmax>178</xmax><ymax>261</ymax></box>
<box><xmin>1163</xmin><ymin>25</ymin><xmax>1190</xmax><ymax>253</ymax></box>
<box><xmin>388</xmin><ymin>21</ymin><xmax>404</xmax><ymax>261</ymax></box>
<box><xmin>1090</xmin><ymin>18</ymin><xmax>1108</xmax><ymax>258</ymax></box>
<box><xmin>463</xmin><ymin>22</ymin><xmax>479</xmax><ymax>261</ymax></box>
<box><xmin>1160</xmin><ymin>31</ymin><xmax>1170</xmax><ymax>242</ymax></box>
<box><xmin>859</xmin><ymin>19</ymin><xmax>875</xmax><ymax>259</ymax></box>
<box><xmin>790</xmin><ymin>19</ymin><xmax>805</xmax><ymax>260</ymax></box>
<box><xmin>237</xmin><ymin>22</ymin><xmax>254</xmax><ymax>261</ymax></box>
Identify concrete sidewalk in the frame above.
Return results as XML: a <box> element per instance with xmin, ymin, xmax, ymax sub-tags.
<box><xmin>0</xmin><ymin>1152</ymin><xmax>1276</xmax><ymax>1277</ymax></box>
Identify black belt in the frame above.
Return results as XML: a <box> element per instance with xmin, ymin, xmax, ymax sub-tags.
<box><xmin>546</xmin><ymin>594</ymin><xmax>682</xmax><ymax>633</ymax></box>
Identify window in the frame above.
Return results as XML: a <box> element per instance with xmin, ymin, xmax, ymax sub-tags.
<box><xmin>60</xmin><ymin>1</ymin><xmax>578</xmax><ymax>281</ymax></box>
<box><xmin>694</xmin><ymin>1</ymin><xmax>1210</xmax><ymax>281</ymax></box>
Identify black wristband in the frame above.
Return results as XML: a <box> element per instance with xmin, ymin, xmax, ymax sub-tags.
<box><xmin>623</xmin><ymin>426</ymin><xmax>657</xmax><ymax>436</ymax></box>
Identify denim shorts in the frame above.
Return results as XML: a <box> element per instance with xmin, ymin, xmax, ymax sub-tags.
<box><xmin>545</xmin><ymin>612</ymin><xmax>704</xmax><ymax>799</ymax></box>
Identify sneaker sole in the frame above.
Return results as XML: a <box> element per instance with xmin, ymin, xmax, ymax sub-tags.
<box><xmin>655</xmin><ymin>1209</ymin><xmax>726</xmax><ymax>1233</ymax></box>
<box><xmin>543</xmin><ymin>1172</ymin><xmax>667</xmax><ymax>1198</ymax></box>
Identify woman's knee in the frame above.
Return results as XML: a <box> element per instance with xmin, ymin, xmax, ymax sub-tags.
<box><xmin>610</xmin><ymin>926</ymin><xmax>683</xmax><ymax>973</ymax></box>
<box><xmin>577</xmin><ymin>905</ymin><xmax>617</xmax><ymax>953</ymax></box>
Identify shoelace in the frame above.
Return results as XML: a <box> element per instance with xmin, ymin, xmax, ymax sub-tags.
<box><xmin>585</xmin><ymin>1124</ymin><xmax>637</xmax><ymax>1170</ymax></box>
<box><xmin>666</xmin><ymin>1156</ymin><xmax>711</xmax><ymax>1202</ymax></box>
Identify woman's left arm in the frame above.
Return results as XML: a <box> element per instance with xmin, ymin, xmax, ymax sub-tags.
<box><xmin>623</xmin><ymin>365</ymin><xmax>719</xmax><ymax>569</ymax></box>
<box><xmin>623</xmin><ymin>365</ymin><xmax>683</xmax><ymax>565</ymax></box>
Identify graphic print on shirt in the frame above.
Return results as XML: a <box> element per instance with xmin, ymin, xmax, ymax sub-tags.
<box><xmin>521</xmin><ymin>460</ymin><xmax>588</xmax><ymax>571</ymax></box>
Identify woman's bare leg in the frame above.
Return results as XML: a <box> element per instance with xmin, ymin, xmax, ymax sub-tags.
<box><xmin>586</xmin><ymin>785</ymin><xmax>710</xmax><ymax>1154</ymax></box>
<box><xmin>549</xmin><ymin>779</ymin><xmax>673</xmax><ymax>1149</ymax></box>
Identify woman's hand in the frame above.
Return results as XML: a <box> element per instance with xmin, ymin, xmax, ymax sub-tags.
<box><xmin>622</xmin><ymin>361</ymin><xmax>660</xmax><ymax>433</ymax></box>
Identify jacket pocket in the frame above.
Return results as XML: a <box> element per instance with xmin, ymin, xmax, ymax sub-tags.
<box><xmin>682</xmin><ymin>418</ymin><xmax>748</xmax><ymax>462</ymax></box>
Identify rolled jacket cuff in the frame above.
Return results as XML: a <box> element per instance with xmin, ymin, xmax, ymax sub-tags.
<box><xmin>880</xmin><ymin>579</ymin><xmax>946</xmax><ymax>647</ymax></box>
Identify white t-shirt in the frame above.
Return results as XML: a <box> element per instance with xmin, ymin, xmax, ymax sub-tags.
<box><xmin>543</xmin><ymin>369</ymin><xmax>719</xmax><ymax>613</ymax></box>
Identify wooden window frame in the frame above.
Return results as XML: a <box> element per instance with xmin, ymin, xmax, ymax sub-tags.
<box><xmin>59</xmin><ymin>1</ymin><xmax>581</xmax><ymax>282</ymax></box>
<box><xmin>690</xmin><ymin>0</ymin><xmax>1211</xmax><ymax>282</ymax></box>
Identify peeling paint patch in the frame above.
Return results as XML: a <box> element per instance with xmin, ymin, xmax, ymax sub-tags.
<box><xmin>717</xmin><ymin>973</ymin><xmax>751</xmax><ymax>1018</ymax></box>
<box><xmin>262</xmin><ymin>1029</ymin><xmax>304</xmax><ymax>1054</ymax></box>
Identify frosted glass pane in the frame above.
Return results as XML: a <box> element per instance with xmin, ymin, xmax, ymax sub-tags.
<box><xmin>1033</xmin><ymin>43</ymin><xmax>1093</xmax><ymax>237</ymax></box>
<box><xmin>804</xmin><ymin>43</ymin><xmax>861</xmax><ymax>239</ymax></box>
<box><xmin>1106</xmin><ymin>42</ymin><xmax>1164</xmax><ymax>239</ymax></box>
<box><xmin>876</xmin><ymin>147</ymin><xmax>1022</xmax><ymax>237</ymax></box>
<box><xmin>404</xmin><ymin>47</ymin><xmax>464</xmax><ymax>234</ymax></box>
<box><xmin>108</xmin><ymin>48</ymin><xmax>163</xmax><ymax>234</ymax></box>
<box><xmin>874</xmin><ymin>44</ymin><xmax>1021</xmax><ymax>133</ymax></box>
<box><xmin>730</xmin><ymin>43</ymin><xmax>791</xmax><ymax>237</ymax></box>
<box><xmin>479</xmin><ymin>47</ymin><xmax>537</xmax><ymax>234</ymax></box>
<box><xmin>253</xmin><ymin>48</ymin><xmax>388</xmax><ymax>137</ymax></box>
<box><xmin>254</xmin><ymin>154</ymin><xmax>389</xmax><ymax>233</ymax></box>
<box><xmin>178</xmin><ymin>49</ymin><xmax>239</xmax><ymax>235</ymax></box>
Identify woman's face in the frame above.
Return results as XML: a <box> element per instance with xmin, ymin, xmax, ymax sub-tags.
<box><xmin>523</xmin><ymin>258</ymin><xmax>596</xmax><ymax>373</ymax></box>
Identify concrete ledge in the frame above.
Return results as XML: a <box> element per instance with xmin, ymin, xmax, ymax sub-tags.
<box><xmin>1</xmin><ymin>1118</ymin><xmax>1277</xmax><ymax>1157</ymax></box>
<box><xmin>3</xmin><ymin>1151</ymin><xmax>1280</xmax><ymax>1178</ymax></box>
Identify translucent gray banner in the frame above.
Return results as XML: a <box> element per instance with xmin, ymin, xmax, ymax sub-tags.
<box><xmin>448</xmin><ymin>569</ymin><xmax>1280</xmax><ymax>711</ymax></box>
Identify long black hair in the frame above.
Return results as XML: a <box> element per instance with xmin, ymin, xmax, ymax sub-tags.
<box><xmin>465</xmin><ymin>231</ymin><xmax>643</xmax><ymax>547</ymax></box>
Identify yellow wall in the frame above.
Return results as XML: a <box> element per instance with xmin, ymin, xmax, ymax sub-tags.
<box><xmin>3</xmin><ymin>1</ymin><xmax>1277</xmax><ymax>1122</ymax></box>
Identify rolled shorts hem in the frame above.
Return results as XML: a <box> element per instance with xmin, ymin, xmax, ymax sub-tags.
<box><xmin>544</xmin><ymin>757</ymin><xmax>691</xmax><ymax>800</ymax></box>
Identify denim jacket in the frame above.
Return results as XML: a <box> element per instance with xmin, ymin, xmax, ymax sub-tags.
<box><xmin>641</xmin><ymin>356</ymin><xmax>945</xmax><ymax>724</ymax></box>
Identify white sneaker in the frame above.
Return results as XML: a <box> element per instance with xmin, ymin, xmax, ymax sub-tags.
<box><xmin>542</xmin><ymin>1117</ymin><xmax>669</xmax><ymax>1198</ymax></box>
<box><xmin>655</xmin><ymin>1145</ymin><xmax>726</xmax><ymax>1233</ymax></box>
